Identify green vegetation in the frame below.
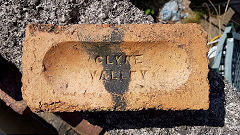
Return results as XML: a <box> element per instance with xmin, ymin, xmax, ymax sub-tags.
<box><xmin>145</xmin><ymin>8</ymin><xmax>155</xmax><ymax>15</ymax></box>
<box><xmin>183</xmin><ymin>10</ymin><xmax>205</xmax><ymax>24</ymax></box>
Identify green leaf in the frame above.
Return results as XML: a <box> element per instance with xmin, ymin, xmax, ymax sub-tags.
<box><xmin>145</xmin><ymin>9</ymin><xmax>151</xmax><ymax>15</ymax></box>
<box><xmin>151</xmin><ymin>9</ymin><xmax>155</xmax><ymax>15</ymax></box>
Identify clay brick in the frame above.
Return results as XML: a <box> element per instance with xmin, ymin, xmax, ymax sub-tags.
<box><xmin>0</xmin><ymin>88</ymin><xmax>27</xmax><ymax>114</ymax></box>
<box><xmin>10</xmin><ymin>101</ymin><xmax>28</xmax><ymax>114</ymax></box>
<box><xmin>75</xmin><ymin>119</ymin><xmax>102</xmax><ymax>135</ymax></box>
<box><xmin>22</xmin><ymin>24</ymin><xmax>209</xmax><ymax>112</ymax></box>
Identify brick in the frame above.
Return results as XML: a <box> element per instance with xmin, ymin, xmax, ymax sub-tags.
<box><xmin>0</xmin><ymin>88</ymin><xmax>16</xmax><ymax>106</ymax></box>
<box><xmin>2</xmin><ymin>94</ymin><xmax>16</xmax><ymax>106</ymax></box>
<box><xmin>10</xmin><ymin>101</ymin><xmax>28</xmax><ymax>114</ymax></box>
<box><xmin>22</xmin><ymin>24</ymin><xmax>209</xmax><ymax>112</ymax></box>
<box><xmin>75</xmin><ymin>119</ymin><xmax>102</xmax><ymax>135</ymax></box>
<box><xmin>0</xmin><ymin>88</ymin><xmax>27</xmax><ymax>114</ymax></box>
<box><xmin>0</xmin><ymin>90</ymin><xmax>7</xmax><ymax>100</ymax></box>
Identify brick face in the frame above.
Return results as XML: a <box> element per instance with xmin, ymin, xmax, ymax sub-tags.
<box><xmin>22</xmin><ymin>24</ymin><xmax>209</xmax><ymax>112</ymax></box>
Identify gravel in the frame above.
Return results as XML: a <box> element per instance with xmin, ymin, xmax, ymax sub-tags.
<box><xmin>1</xmin><ymin>0</ymin><xmax>240</xmax><ymax>134</ymax></box>
<box><xmin>0</xmin><ymin>0</ymin><xmax>153</xmax><ymax>72</ymax></box>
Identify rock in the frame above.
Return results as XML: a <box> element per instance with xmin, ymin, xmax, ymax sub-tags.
<box><xmin>158</xmin><ymin>0</ymin><xmax>187</xmax><ymax>22</ymax></box>
<box><xmin>22</xmin><ymin>23</ymin><xmax>209</xmax><ymax>112</ymax></box>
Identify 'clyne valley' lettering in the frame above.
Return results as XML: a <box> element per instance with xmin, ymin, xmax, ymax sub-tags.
<box><xmin>95</xmin><ymin>54</ymin><xmax>143</xmax><ymax>65</ymax></box>
<box><xmin>90</xmin><ymin>70</ymin><xmax>148</xmax><ymax>80</ymax></box>
<box><xmin>90</xmin><ymin>54</ymin><xmax>146</xmax><ymax>80</ymax></box>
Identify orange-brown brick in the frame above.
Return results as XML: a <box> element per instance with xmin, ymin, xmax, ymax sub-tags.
<box><xmin>22</xmin><ymin>24</ymin><xmax>209</xmax><ymax>112</ymax></box>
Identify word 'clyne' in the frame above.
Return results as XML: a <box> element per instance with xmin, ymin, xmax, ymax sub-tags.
<box><xmin>95</xmin><ymin>54</ymin><xmax>143</xmax><ymax>65</ymax></box>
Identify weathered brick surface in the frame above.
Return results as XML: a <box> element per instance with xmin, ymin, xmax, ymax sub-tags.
<box><xmin>22</xmin><ymin>24</ymin><xmax>209</xmax><ymax>112</ymax></box>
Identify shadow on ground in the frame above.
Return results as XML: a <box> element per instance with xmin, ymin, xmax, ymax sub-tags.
<box><xmin>0</xmin><ymin>54</ymin><xmax>58</xmax><ymax>134</ymax></box>
<box><xmin>0</xmin><ymin>100</ymin><xmax>58</xmax><ymax>134</ymax></box>
<box><xmin>58</xmin><ymin>69</ymin><xmax>226</xmax><ymax>130</ymax></box>
<box><xmin>0</xmin><ymin>54</ymin><xmax>22</xmax><ymax>101</ymax></box>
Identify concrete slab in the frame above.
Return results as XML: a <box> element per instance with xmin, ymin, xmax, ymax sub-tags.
<box><xmin>22</xmin><ymin>24</ymin><xmax>209</xmax><ymax>112</ymax></box>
